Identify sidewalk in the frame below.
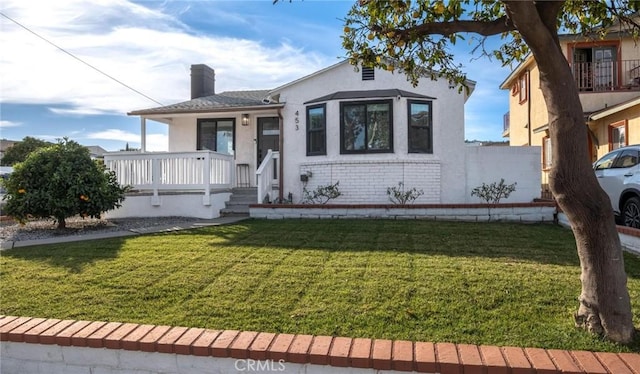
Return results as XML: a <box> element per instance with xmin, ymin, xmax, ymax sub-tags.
<box><xmin>0</xmin><ymin>216</ymin><xmax>250</xmax><ymax>250</ymax></box>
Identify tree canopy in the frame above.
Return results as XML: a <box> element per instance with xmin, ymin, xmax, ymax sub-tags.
<box><xmin>342</xmin><ymin>0</ymin><xmax>639</xmax><ymax>86</ymax></box>
<box><xmin>340</xmin><ymin>0</ymin><xmax>639</xmax><ymax>344</ymax></box>
<box><xmin>1</xmin><ymin>136</ymin><xmax>52</xmax><ymax>166</ymax></box>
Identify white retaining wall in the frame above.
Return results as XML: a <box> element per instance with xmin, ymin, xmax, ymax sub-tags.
<box><xmin>1</xmin><ymin>342</ymin><xmax>323</xmax><ymax>374</ymax></box>
<box><xmin>104</xmin><ymin>191</ymin><xmax>231</xmax><ymax>219</ymax></box>
<box><xmin>250</xmin><ymin>205</ymin><xmax>556</xmax><ymax>222</ymax></box>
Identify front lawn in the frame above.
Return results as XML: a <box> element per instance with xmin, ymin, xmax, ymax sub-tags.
<box><xmin>1</xmin><ymin>219</ymin><xmax>638</xmax><ymax>352</ymax></box>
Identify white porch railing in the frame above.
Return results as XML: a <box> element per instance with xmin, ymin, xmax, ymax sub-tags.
<box><xmin>256</xmin><ymin>150</ymin><xmax>279</xmax><ymax>204</ymax></box>
<box><xmin>104</xmin><ymin>151</ymin><xmax>234</xmax><ymax>206</ymax></box>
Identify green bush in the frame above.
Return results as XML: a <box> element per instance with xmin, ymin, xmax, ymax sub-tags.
<box><xmin>2</xmin><ymin>139</ymin><xmax>130</xmax><ymax>228</ymax></box>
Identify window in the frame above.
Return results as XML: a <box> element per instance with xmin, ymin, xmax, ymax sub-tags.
<box><xmin>197</xmin><ymin>118</ymin><xmax>235</xmax><ymax>155</ymax></box>
<box><xmin>341</xmin><ymin>100</ymin><xmax>393</xmax><ymax>153</ymax></box>
<box><xmin>543</xmin><ymin>136</ymin><xmax>552</xmax><ymax>169</ymax></box>
<box><xmin>408</xmin><ymin>100</ymin><xmax>433</xmax><ymax>153</ymax></box>
<box><xmin>362</xmin><ymin>66</ymin><xmax>375</xmax><ymax>81</ymax></box>
<box><xmin>519</xmin><ymin>72</ymin><xmax>528</xmax><ymax>104</ymax></box>
<box><xmin>594</xmin><ymin>150</ymin><xmax>620</xmax><ymax>170</ymax></box>
<box><xmin>306</xmin><ymin>104</ymin><xmax>326</xmax><ymax>156</ymax></box>
<box><xmin>609</xmin><ymin>120</ymin><xmax>628</xmax><ymax>151</ymax></box>
<box><xmin>612</xmin><ymin>149</ymin><xmax>639</xmax><ymax>169</ymax></box>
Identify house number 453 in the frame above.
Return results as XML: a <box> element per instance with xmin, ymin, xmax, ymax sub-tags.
<box><xmin>295</xmin><ymin>110</ymin><xmax>299</xmax><ymax>130</ymax></box>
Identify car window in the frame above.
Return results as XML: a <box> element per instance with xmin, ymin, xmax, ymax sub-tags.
<box><xmin>594</xmin><ymin>150</ymin><xmax>620</xmax><ymax>170</ymax></box>
<box><xmin>612</xmin><ymin>149</ymin><xmax>639</xmax><ymax>168</ymax></box>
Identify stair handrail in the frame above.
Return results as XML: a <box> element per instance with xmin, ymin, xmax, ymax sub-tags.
<box><xmin>256</xmin><ymin>149</ymin><xmax>279</xmax><ymax>204</ymax></box>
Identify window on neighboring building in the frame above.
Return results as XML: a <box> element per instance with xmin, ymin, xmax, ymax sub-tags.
<box><xmin>543</xmin><ymin>136</ymin><xmax>552</xmax><ymax>169</ymax></box>
<box><xmin>519</xmin><ymin>72</ymin><xmax>528</xmax><ymax>104</ymax></box>
<box><xmin>306</xmin><ymin>104</ymin><xmax>326</xmax><ymax>156</ymax></box>
<box><xmin>197</xmin><ymin>118</ymin><xmax>235</xmax><ymax>155</ymax></box>
<box><xmin>408</xmin><ymin>100</ymin><xmax>433</xmax><ymax>153</ymax></box>
<box><xmin>341</xmin><ymin>100</ymin><xmax>393</xmax><ymax>153</ymax></box>
<box><xmin>609</xmin><ymin>120</ymin><xmax>628</xmax><ymax>151</ymax></box>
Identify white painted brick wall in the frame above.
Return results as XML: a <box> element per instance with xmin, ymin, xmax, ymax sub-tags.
<box><xmin>299</xmin><ymin>160</ymin><xmax>441</xmax><ymax>204</ymax></box>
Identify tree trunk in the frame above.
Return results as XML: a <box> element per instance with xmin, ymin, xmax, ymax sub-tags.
<box><xmin>57</xmin><ymin>217</ymin><xmax>66</xmax><ymax>229</ymax></box>
<box><xmin>505</xmin><ymin>2</ymin><xmax>635</xmax><ymax>343</ymax></box>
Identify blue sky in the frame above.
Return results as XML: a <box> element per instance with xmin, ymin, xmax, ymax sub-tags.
<box><xmin>0</xmin><ymin>0</ymin><xmax>512</xmax><ymax>151</ymax></box>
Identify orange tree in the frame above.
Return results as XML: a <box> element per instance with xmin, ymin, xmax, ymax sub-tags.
<box><xmin>339</xmin><ymin>0</ymin><xmax>638</xmax><ymax>344</ymax></box>
<box><xmin>3</xmin><ymin>139</ymin><xmax>129</xmax><ymax>229</ymax></box>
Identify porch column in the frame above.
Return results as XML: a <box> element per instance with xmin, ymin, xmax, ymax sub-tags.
<box><xmin>140</xmin><ymin>117</ymin><xmax>147</xmax><ymax>153</ymax></box>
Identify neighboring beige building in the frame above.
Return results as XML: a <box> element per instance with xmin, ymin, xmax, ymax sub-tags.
<box><xmin>500</xmin><ymin>30</ymin><xmax>640</xmax><ymax>197</ymax></box>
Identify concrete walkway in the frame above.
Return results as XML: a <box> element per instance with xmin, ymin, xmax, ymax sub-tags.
<box><xmin>0</xmin><ymin>216</ymin><xmax>250</xmax><ymax>250</ymax></box>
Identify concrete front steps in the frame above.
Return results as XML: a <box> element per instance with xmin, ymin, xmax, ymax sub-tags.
<box><xmin>221</xmin><ymin>188</ymin><xmax>257</xmax><ymax>217</ymax></box>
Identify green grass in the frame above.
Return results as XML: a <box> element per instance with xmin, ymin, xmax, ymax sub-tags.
<box><xmin>1</xmin><ymin>219</ymin><xmax>639</xmax><ymax>352</ymax></box>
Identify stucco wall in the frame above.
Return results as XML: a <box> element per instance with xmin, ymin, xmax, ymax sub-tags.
<box><xmin>589</xmin><ymin>103</ymin><xmax>640</xmax><ymax>160</ymax></box>
<box><xmin>465</xmin><ymin>146</ymin><xmax>541</xmax><ymax>203</ymax></box>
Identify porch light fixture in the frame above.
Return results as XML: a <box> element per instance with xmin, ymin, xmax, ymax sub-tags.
<box><xmin>242</xmin><ymin>113</ymin><xmax>250</xmax><ymax>126</ymax></box>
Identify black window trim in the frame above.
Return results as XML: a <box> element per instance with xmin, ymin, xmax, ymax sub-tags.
<box><xmin>340</xmin><ymin>99</ymin><xmax>394</xmax><ymax>154</ymax></box>
<box><xmin>407</xmin><ymin>99</ymin><xmax>433</xmax><ymax>154</ymax></box>
<box><xmin>196</xmin><ymin>117</ymin><xmax>236</xmax><ymax>153</ymax></box>
<box><xmin>306</xmin><ymin>103</ymin><xmax>327</xmax><ymax>156</ymax></box>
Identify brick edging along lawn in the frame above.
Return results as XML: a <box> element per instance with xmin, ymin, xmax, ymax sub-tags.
<box><xmin>2</xmin><ymin>316</ymin><xmax>638</xmax><ymax>373</ymax></box>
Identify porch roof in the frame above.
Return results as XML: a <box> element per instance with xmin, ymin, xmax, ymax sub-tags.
<box><xmin>128</xmin><ymin>90</ymin><xmax>283</xmax><ymax>116</ymax></box>
<box><xmin>303</xmin><ymin>89</ymin><xmax>437</xmax><ymax>104</ymax></box>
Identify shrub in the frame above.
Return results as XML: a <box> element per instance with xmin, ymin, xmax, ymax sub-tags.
<box><xmin>2</xmin><ymin>139</ymin><xmax>130</xmax><ymax>228</ymax></box>
<box><xmin>302</xmin><ymin>181</ymin><xmax>341</xmax><ymax>204</ymax></box>
<box><xmin>387</xmin><ymin>182</ymin><xmax>424</xmax><ymax>205</ymax></box>
<box><xmin>471</xmin><ymin>179</ymin><xmax>517</xmax><ymax>221</ymax></box>
<box><xmin>471</xmin><ymin>179</ymin><xmax>517</xmax><ymax>204</ymax></box>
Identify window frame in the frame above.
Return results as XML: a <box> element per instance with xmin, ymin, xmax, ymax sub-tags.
<box><xmin>306</xmin><ymin>104</ymin><xmax>327</xmax><ymax>156</ymax></box>
<box><xmin>340</xmin><ymin>99</ymin><xmax>394</xmax><ymax>154</ymax></box>
<box><xmin>608</xmin><ymin>120</ymin><xmax>628</xmax><ymax>151</ymax></box>
<box><xmin>196</xmin><ymin>118</ymin><xmax>236</xmax><ymax>154</ymax></box>
<box><xmin>518</xmin><ymin>72</ymin><xmax>528</xmax><ymax>104</ymax></box>
<box><xmin>511</xmin><ymin>81</ymin><xmax>520</xmax><ymax>97</ymax></box>
<box><xmin>407</xmin><ymin>99</ymin><xmax>433</xmax><ymax>154</ymax></box>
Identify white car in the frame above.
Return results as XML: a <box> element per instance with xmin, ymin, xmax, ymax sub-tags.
<box><xmin>593</xmin><ymin>145</ymin><xmax>640</xmax><ymax>228</ymax></box>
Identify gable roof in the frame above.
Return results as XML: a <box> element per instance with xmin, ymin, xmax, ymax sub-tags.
<box><xmin>304</xmin><ymin>89</ymin><xmax>437</xmax><ymax>104</ymax></box>
<box><xmin>270</xmin><ymin>59</ymin><xmax>476</xmax><ymax>98</ymax></box>
<box><xmin>128</xmin><ymin>90</ymin><xmax>283</xmax><ymax>116</ymax></box>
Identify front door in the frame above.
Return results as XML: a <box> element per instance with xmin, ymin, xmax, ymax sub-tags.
<box><xmin>257</xmin><ymin>117</ymin><xmax>280</xmax><ymax>167</ymax></box>
<box><xmin>593</xmin><ymin>47</ymin><xmax>616</xmax><ymax>90</ymax></box>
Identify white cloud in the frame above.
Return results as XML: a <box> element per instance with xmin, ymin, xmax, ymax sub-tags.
<box><xmin>0</xmin><ymin>120</ymin><xmax>21</xmax><ymax>128</ymax></box>
<box><xmin>0</xmin><ymin>0</ymin><xmax>332</xmax><ymax>116</ymax></box>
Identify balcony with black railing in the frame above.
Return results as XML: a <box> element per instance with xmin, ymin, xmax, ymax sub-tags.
<box><xmin>571</xmin><ymin>59</ymin><xmax>640</xmax><ymax>92</ymax></box>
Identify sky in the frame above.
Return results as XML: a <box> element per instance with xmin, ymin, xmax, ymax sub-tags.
<box><xmin>0</xmin><ymin>0</ymin><xmax>513</xmax><ymax>152</ymax></box>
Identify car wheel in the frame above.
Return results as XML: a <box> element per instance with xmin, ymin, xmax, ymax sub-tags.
<box><xmin>622</xmin><ymin>197</ymin><xmax>640</xmax><ymax>229</ymax></box>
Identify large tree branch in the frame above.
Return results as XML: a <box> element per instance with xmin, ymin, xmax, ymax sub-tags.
<box><xmin>387</xmin><ymin>16</ymin><xmax>516</xmax><ymax>38</ymax></box>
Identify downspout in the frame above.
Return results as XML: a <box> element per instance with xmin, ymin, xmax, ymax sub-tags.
<box><xmin>140</xmin><ymin>117</ymin><xmax>147</xmax><ymax>152</ymax></box>
<box><xmin>278</xmin><ymin>108</ymin><xmax>284</xmax><ymax>202</ymax></box>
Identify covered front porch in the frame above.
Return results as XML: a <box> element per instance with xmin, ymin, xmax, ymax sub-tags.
<box><xmin>103</xmin><ymin>149</ymin><xmax>280</xmax><ymax>218</ymax></box>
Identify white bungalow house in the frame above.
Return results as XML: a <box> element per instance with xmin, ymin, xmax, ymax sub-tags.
<box><xmin>104</xmin><ymin>61</ymin><xmax>541</xmax><ymax>219</ymax></box>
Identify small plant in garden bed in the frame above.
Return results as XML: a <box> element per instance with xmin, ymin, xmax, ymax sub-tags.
<box><xmin>302</xmin><ymin>181</ymin><xmax>341</xmax><ymax>204</ymax></box>
<box><xmin>387</xmin><ymin>182</ymin><xmax>424</xmax><ymax>205</ymax></box>
<box><xmin>471</xmin><ymin>179</ymin><xmax>517</xmax><ymax>220</ymax></box>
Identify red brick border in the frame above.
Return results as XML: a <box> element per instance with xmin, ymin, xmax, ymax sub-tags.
<box><xmin>1</xmin><ymin>316</ymin><xmax>637</xmax><ymax>374</ymax></box>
